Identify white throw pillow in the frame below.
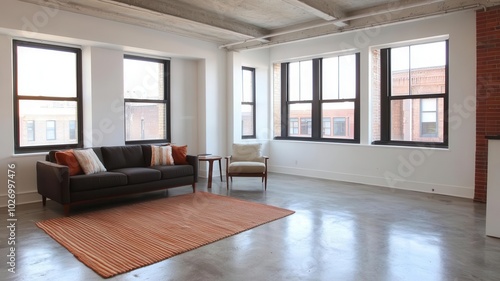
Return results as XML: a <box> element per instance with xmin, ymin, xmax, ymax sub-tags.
<box><xmin>73</xmin><ymin>149</ymin><xmax>107</xmax><ymax>175</ymax></box>
<box><xmin>151</xmin><ymin>145</ymin><xmax>175</xmax><ymax>166</ymax></box>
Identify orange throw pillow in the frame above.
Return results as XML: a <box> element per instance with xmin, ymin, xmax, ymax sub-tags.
<box><xmin>55</xmin><ymin>150</ymin><xmax>83</xmax><ymax>176</ymax></box>
<box><xmin>171</xmin><ymin>145</ymin><xmax>188</xmax><ymax>165</ymax></box>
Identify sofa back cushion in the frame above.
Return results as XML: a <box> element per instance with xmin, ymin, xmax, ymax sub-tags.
<box><xmin>101</xmin><ymin>145</ymin><xmax>146</xmax><ymax>170</ymax></box>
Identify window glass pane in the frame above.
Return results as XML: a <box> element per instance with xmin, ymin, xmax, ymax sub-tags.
<box><xmin>410</xmin><ymin>41</ymin><xmax>446</xmax><ymax>69</ymax></box>
<box><xmin>289</xmin><ymin>103</ymin><xmax>311</xmax><ymax>137</ymax></box>
<box><xmin>322</xmin><ymin>102</ymin><xmax>355</xmax><ymax>139</ymax></box>
<box><xmin>391</xmin><ymin>46</ymin><xmax>410</xmax><ymax>96</ymax></box>
<box><xmin>125</xmin><ymin>102</ymin><xmax>166</xmax><ymax>141</ymax></box>
<box><xmin>391</xmin><ymin>98</ymin><xmax>443</xmax><ymax>142</ymax></box>
<box><xmin>242</xmin><ymin>104</ymin><xmax>254</xmax><ymax>136</ymax></box>
<box><xmin>242</xmin><ymin>69</ymin><xmax>254</xmax><ymax>102</ymax></box>
<box><xmin>339</xmin><ymin>54</ymin><xmax>356</xmax><ymax>99</ymax></box>
<box><xmin>322</xmin><ymin>57</ymin><xmax>339</xmax><ymax>100</ymax></box>
<box><xmin>289</xmin><ymin>61</ymin><xmax>312</xmax><ymax>101</ymax></box>
<box><xmin>18</xmin><ymin>100</ymin><xmax>77</xmax><ymax>146</ymax></box>
<box><xmin>124</xmin><ymin>58</ymin><xmax>164</xmax><ymax>100</ymax></box>
<box><xmin>410</xmin><ymin>42</ymin><xmax>446</xmax><ymax>95</ymax></box>
<box><xmin>289</xmin><ymin>62</ymin><xmax>300</xmax><ymax>101</ymax></box>
<box><xmin>273</xmin><ymin>63</ymin><xmax>282</xmax><ymax>138</ymax></box>
<box><xmin>17</xmin><ymin>46</ymin><xmax>77</xmax><ymax>98</ymax></box>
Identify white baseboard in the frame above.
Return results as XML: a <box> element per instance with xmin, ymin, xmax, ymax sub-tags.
<box><xmin>0</xmin><ymin>190</ymin><xmax>42</xmax><ymax>207</ymax></box>
<box><xmin>269</xmin><ymin>165</ymin><xmax>474</xmax><ymax>199</ymax></box>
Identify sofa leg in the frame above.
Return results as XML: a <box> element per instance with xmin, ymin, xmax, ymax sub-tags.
<box><xmin>63</xmin><ymin>204</ymin><xmax>70</xmax><ymax>216</ymax></box>
<box><xmin>192</xmin><ymin>182</ymin><xmax>196</xmax><ymax>193</ymax></box>
<box><xmin>42</xmin><ymin>196</ymin><xmax>47</xmax><ymax>206</ymax></box>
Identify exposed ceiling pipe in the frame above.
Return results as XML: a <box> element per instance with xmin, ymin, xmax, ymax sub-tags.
<box><xmin>234</xmin><ymin>4</ymin><xmax>484</xmax><ymax>51</ymax></box>
<box><xmin>219</xmin><ymin>0</ymin><xmax>444</xmax><ymax>49</ymax></box>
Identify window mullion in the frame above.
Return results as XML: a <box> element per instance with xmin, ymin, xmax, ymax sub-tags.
<box><xmin>380</xmin><ymin>48</ymin><xmax>390</xmax><ymax>142</ymax></box>
<box><xmin>312</xmin><ymin>59</ymin><xmax>321</xmax><ymax>139</ymax></box>
<box><xmin>281</xmin><ymin>63</ymin><xmax>288</xmax><ymax>137</ymax></box>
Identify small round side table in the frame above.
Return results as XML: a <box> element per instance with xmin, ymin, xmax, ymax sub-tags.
<box><xmin>198</xmin><ymin>155</ymin><xmax>223</xmax><ymax>188</ymax></box>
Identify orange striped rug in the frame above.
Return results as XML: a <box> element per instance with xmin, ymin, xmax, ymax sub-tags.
<box><xmin>36</xmin><ymin>192</ymin><xmax>294</xmax><ymax>278</ymax></box>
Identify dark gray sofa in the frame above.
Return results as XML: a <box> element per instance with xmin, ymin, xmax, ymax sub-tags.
<box><xmin>36</xmin><ymin>145</ymin><xmax>198</xmax><ymax>215</ymax></box>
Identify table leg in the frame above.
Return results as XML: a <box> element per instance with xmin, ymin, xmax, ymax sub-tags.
<box><xmin>207</xmin><ymin>160</ymin><xmax>214</xmax><ymax>189</ymax></box>
<box><xmin>218</xmin><ymin>159</ymin><xmax>223</xmax><ymax>181</ymax></box>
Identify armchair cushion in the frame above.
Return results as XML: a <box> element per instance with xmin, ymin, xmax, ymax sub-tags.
<box><xmin>228</xmin><ymin>161</ymin><xmax>266</xmax><ymax>173</ymax></box>
<box><xmin>231</xmin><ymin>143</ymin><xmax>262</xmax><ymax>162</ymax></box>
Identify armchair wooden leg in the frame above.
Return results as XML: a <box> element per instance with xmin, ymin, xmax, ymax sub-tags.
<box><xmin>42</xmin><ymin>196</ymin><xmax>47</xmax><ymax>206</ymax></box>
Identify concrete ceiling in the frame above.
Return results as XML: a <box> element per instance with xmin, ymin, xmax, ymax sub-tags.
<box><xmin>18</xmin><ymin>0</ymin><xmax>500</xmax><ymax>51</ymax></box>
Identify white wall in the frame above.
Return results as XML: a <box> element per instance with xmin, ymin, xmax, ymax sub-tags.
<box><xmin>0</xmin><ymin>0</ymin><xmax>227</xmax><ymax>205</ymax></box>
<box><xmin>262</xmin><ymin>11</ymin><xmax>477</xmax><ymax>198</ymax></box>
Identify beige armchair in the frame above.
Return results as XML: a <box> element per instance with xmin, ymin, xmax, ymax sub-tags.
<box><xmin>225</xmin><ymin>143</ymin><xmax>268</xmax><ymax>190</ymax></box>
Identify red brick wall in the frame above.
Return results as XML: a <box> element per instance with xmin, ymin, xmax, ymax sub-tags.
<box><xmin>475</xmin><ymin>6</ymin><xmax>500</xmax><ymax>202</ymax></box>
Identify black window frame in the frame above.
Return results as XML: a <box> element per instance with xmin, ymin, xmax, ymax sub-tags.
<box><xmin>123</xmin><ymin>54</ymin><xmax>170</xmax><ymax>145</ymax></box>
<box><xmin>276</xmin><ymin>53</ymin><xmax>360</xmax><ymax>143</ymax></box>
<box><xmin>241</xmin><ymin>66</ymin><xmax>256</xmax><ymax>139</ymax></box>
<box><xmin>373</xmin><ymin>40</ymin><xmax>449</xmax><ymax>148</ymax></box>
<box><xmin>13</xmin><ymin>40</ymin><xmax>83</xmax><ymax>154</ymax></box>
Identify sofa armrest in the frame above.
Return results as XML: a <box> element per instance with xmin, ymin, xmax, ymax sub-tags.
<box><xmin>186</xmin><ymin>155</ymin><xmax>198</xmax><ymax>182</ymax></box>
<box><xmin>36</xmin><ymin>161</ymin><xmax>71</xmax><ymax>204</ymax></box>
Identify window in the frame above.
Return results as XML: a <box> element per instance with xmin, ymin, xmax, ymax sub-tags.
<box><xmin>13</xmin><ymin>40</ymin><xmax>82</xmax><ymax>153</ymax></box>
<box><xmin>373</xmin><ymin>40</ymin><xmax>448</xmax><ymax>147</ymax></box>
<box><xmin>300</xmin><ymin>118</ymin><xmax>312</xmax><ymax>136</ymax></box>
<box><xmin>322</xmin><ymin>118</ymin><xmax>331</xmax><ymax>136</ymax></box>
<box><xmin>124</xmin><ymin>55</ymin><xmax>170</xmax><ymax>144</ymax></box>
<box><xmin>242</xmin><ymin>67</ymin><xmax>256</xmax><ymax>138</ymax></box>
<box><xmin>289</xmin><ymin>118</ymin><xmax>299</xmax><ymax>135</ymax></box>
<box><xmin>333</xmin><ymin>117</ymin><xmax>347</xmax><ymax>137</ymax></box>
<box><xmin>421</xmin><ymin>98</ymin><xmax>438</xmax><ymax>137</ymax></box>
<box><xmin>69</xmin><ymin>120</ymin><xmax>76</xmax><ymax>140</ymax></box>
<box><xmin>26</xmin><ymin>120</ymin><xmax>35</xmax><ymax>141</ymax></box>
<box><xmin>46</xmin><ymin>120</ymin><xmax>56</xmax><ymax>140</ymax></box>
<box><xmin>275</xmin><ymin>53</ymin><xmax>360</xmax><ymax>142</ymax></box>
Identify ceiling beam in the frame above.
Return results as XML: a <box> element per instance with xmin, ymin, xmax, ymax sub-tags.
<box><xmin>280</xmin><ymin>0</ymin><xmax>348</xmax><ymax>26</ymax></box>
<box><xmin>101</xmin><ymin>0</ymin><xmax>270</xmax><ymax>39</ymax></box>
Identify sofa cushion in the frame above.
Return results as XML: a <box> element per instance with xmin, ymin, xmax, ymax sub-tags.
<box><xmin>101</xmin><ymin>145</ymin><xmax>146</xmax><ymax>170</ymax></box>
<box><xmin>111</xmin><ymin>167</ymin><xmax>161</xmax><ymax>184</ymax></box>
<box><xmin>171</xmin><ymin>145</ymin><xmax>189</xmax><ymax>165</ymax></box>
<box><xmin>55</xmin><ymin>150</ymin><xmax>83</xmax><ymax>176</ymax></box>
<box><xmin>150</xmin><ymin>165</ymin><xmax>194</xmax><ymax>179</ymax></box>
<box><xmin>70</xmin><ymin>172</ymin><xmax>128</xmax><ymax>192</ymax></box>
<box><xmin>151</xmin><ymin>145</ymin><xmax>175</xmax><ymax>166</ymax></box>
<box><xmin>73</xmin><ymin>149</ymin><xmax>107</xmax><ymax>175</ymax></box>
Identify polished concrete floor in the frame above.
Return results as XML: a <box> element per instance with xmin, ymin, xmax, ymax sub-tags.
<box><xmin>2</xmin><ymin>173</ymin><xmax>500</xmax><ymax>281</ymax></box>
